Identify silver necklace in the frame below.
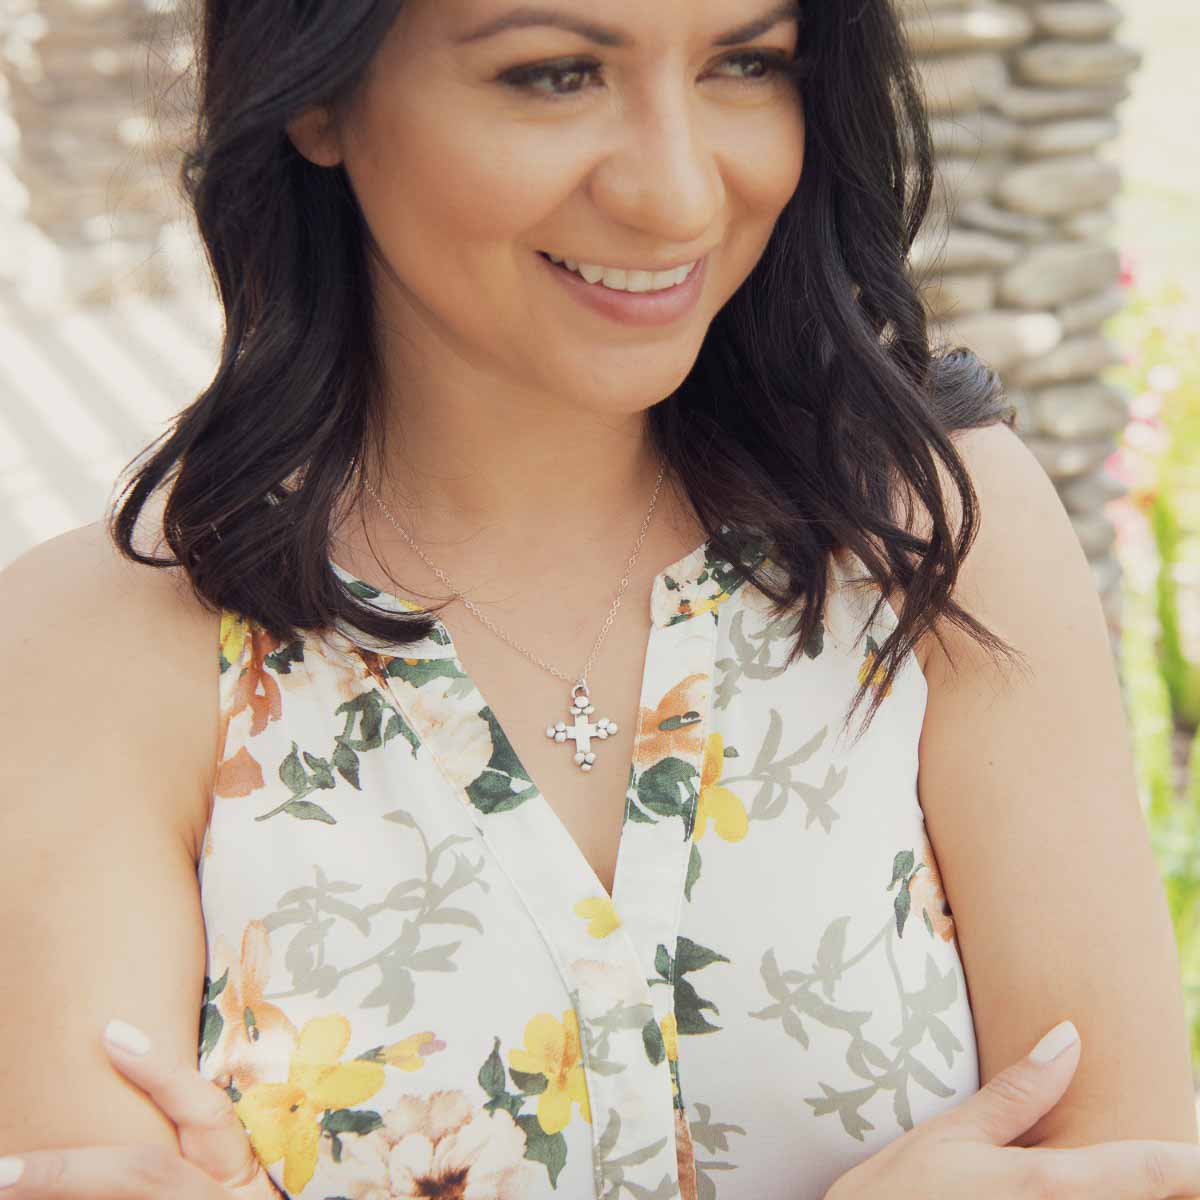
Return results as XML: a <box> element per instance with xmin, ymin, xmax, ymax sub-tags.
<box><xmin>364</xmin><ymin>463</ymin><xmax>667</xmax><ymax>774</ymax></box>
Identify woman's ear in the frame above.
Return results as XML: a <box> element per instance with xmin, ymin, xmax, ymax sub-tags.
<box><xmin>286</xmin><ymin>106</ymin><xmax>344</xmax><ymax>168</ymax></box>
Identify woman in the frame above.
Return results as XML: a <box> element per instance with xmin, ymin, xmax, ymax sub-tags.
<box><xmin>0</xmin><ymin>0</ymin><xmax>1196</xmax><ymax>1198</ymax></box>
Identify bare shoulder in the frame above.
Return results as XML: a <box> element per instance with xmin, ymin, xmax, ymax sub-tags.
<box><xmin>0</xmin><ymin>519</ymin><xmax>223</xmax><ymax>857</ymax></box>
<box><xmin>903</xmin><ymin>424</ymin><xmax>1198</xmax><ymax>1141</ymax></box>
<box><xmin>0</xmin><ymin>519</ymin><xmax>228</xmax><ymax>1154</ymax></box>
<box><xmin>879</xmin><ymin>421</ymin><xmax>1051</xmax><ymax>678</ymax></box>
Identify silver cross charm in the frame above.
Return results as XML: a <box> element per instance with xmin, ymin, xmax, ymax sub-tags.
<box><xmin>545</xmin><ymin>682</ymin><xmax>618</xmax><ymax>772</ymax></box>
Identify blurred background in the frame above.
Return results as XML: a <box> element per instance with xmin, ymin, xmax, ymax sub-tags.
<box><xmin>1</xmin><ymin>0</ymin><xmax>1199</xmax><ymax>1091</ymax></box>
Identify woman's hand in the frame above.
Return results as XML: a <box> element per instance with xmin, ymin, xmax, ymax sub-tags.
<box><xmin>0</xmin><ymin>1019</ymin><xmax>281</xmax><ymax>1199</ymax></box>
<box><xmin>826</xmin><ymin>1020</ymin><xmax>1200</xmax><ymax>1200</ymax></box>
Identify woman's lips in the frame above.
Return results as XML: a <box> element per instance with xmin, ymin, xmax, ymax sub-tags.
<box><xmin>537</xmin><ymin>251</ymin><xmax>707</xmax><ymax>328</ymax></box>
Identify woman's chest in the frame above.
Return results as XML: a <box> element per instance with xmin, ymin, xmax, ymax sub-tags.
<box><xmin>199</xmin><ymin>577</ymin><xmax>979</xmax><ymax>1199</ymax></box>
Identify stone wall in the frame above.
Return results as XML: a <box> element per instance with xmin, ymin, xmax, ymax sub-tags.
<box><xmin>0</xmin><ymin>0</ymin><xmax>1142</xmax><ymax>638</ymax></box>
<box><xmin>902</xmin><ymin>0</ymin><xmax>1141</xmax><ymax>638</ymax></box>
<box><xmin>0</xmin><ymin>0</ymin><xmax>190</xmax><ymax>307</ymax></box>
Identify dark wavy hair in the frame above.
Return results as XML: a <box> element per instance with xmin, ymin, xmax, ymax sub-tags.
<box><xmin>110</xmin><ymin>0</ymin><xmax>1025</xmax><ymax>746</ymax></box>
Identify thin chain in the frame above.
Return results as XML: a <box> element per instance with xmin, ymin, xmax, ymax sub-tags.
<box><xmin>363</xmin><ymin>462</ymin><xmax>666</xmax><ymax>690</ymax></box>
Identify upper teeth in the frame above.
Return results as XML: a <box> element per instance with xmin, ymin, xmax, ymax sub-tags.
<box><xmin>546</xmin><ymin>254</ymin><xmax>697</xmax><ymax>293</ymax></box>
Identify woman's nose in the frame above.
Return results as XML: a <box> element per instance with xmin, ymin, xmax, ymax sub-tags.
<box><xmin>589</xmin><ymin>89</ymin><xmax>723</xmax><ymax>248</ymax></box>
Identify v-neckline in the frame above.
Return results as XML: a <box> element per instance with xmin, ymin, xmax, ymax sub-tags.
<box><xmin>326</xmin><ymin>532</ymin><xmax>712</xmax><ymax>896</ymax></box>
<box><xmin>326</xmin><ymin>525</ymin><xmax>768</xmax><ymax>983</ymax></box>
<box><xmin>325</xmin><ymin>532</ymin><xmax>764</xmax><ymax>1194</ymax></box>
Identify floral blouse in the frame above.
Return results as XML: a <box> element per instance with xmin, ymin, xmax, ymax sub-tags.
<box><xmin>198</xmin><ymin>531</ymin><xmax>978</xmax><ymax>1200</ymax></box>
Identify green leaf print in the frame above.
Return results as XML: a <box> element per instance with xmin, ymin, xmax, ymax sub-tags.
<box><xmin>635</xmin><ymin>757</ymin><xmax>699</xmax><ymax>823</ymax></box>
<box><xmin>344</xmin><ymin>579</ymin><xmax>382</xmax><ymax>601</ymax></box>
<box><xmin>888</xmin><ymin>850</ymin><xmax>916</xmax><ymax>889</ymax></box>
<box><xmin>282</xmin><ymin>799</ymin><xmax>336</xmax><ymax>824</ymax></box>
<box><xmin>675</xmin><ymin>936</ymin><xmax>730</xmax><ymax>976</ymax></box>
<box><xmin>331</xmin><ymin>741</ymin><xmax>360</xmax><ymax>789</ymax></box>
<box><xmin>683</xmin><ymin>842</ymin><xmax>702</xmax><ymax>902</ymax></box>
<box><xmin>197</xmin><ymin>973</ymin><xmax>225</xmax><ymax>1062</ymax></box>
<box><xmin>516</xmin><ymin>1115</ymin><xmax>568</xmax><ymax>1189</ymax></box>
<box><xmin>509</xmin><ymin>1067</ymin><xmax>549</xmax><ymax>1094</ymax></box>
<box><xmin>321</xmin><ymin>1107</ymin><xmax>384</xmax><ymax>1164</ymax></box>
<box><xmin>476</xmin><ymin>1038</ymin><xmax>544</xmax><ymax>1125</ymax></box>
<box><xmin>479</xmin><ymin>1036</ymin><xmax>507</xmax><ymax>1097</ymax></box>
<box><xmin>653</xmin><ymin>944</ymin><xmax>672</xmax><ymax>981</ymax></box>
<box><xmin>675</xmin><ymin>978</ymin><xmax>722</xmax><ymax>1036</ymax></box>
<box><xmin>887</xmin><ymin>850</ymin><xmax>928</xmax><ymax>938</ymax></box>
<box><xmin>256</xmin><ymin>692</ymin><xmax>419</xmax><ymax>822</ymax></box>
<box><xmin>322</xmin><ymin>1108</ymin><xmax>384</xmax><ymax>1137</ymax></box>
<box><xmin>641</xmin><ymin>1018</ymin><xmax>666</xmax><ymax>1066</ymax></box>
<box><xmin>303</xmin><ymin>751</ymin><xmax>336</xmax><ymax>789</ymax></box>
<box><xmin>657</xmin><ymin>711</ymin><xmax>702</xmax><ymax>733</ymax></box>
<box><xmin>652</xmin><ymin>937</ymin><xmax>729</xmax><ymax>1037</ymax></box>
<box><xmin>279</xmin><ymin>743</ymin><xmax>307</xmax><ymax>793</ymax></box>
<box><xmin>264</xmin><ymin>640</ymin><xmax>304</xmax><ymax>674</ymax></box>
<box><xmin>465</xmin><ymin>708</ymin><xmax>538</xmax><ymax>814</ymax></box>
<box><xmin>384</xmin><ymin>657</ymin><xmax>467</xmax><ymax>690</ymax></box>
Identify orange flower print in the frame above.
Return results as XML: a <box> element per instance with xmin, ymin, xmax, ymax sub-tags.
<box><xmin>636</xmin><ymin>673</ymin><xmax>710</xmax><ymax>765</ymax></box>
<box><xmin>215</xmin><ymin>613</ymin><xmax>284</xmax><ymax>798</ymax></box>
<box><xmin>675</xmin><ymin>1107</ymin><xmax>699</xmax><ymax>1200</ymax></box>
<box><xmin>214</xmin><ymin>745</ymin><xmax>264</xmax><ymax>799</ymax></box>
<box><xmin>508</xmin><ymin>1009</ymin><xmax>592</xmax><ymax>1134</ymax></box>
<box><xmin>908</xmin><ymin>837</ymin><xmax>956</xmax><ymax>943</ymax></box>
<box><xmin>224</xmin><ymin>614</ymin><xmax>284</xmax><ymax>735</ymax></box>
<box><xmin>235</xmin><ymin>1014</ymin><xmax>387</xmax><ymax>1196</ymax></box>
<box><xmin>210</xmin><ymin>920</ymin><xmax>298</xmax><ymax>1094</ymax></box>
<box><xmin>692</xmin><ymin>733</ymin><xmax>748</xmax><ymax>843</ymax></box>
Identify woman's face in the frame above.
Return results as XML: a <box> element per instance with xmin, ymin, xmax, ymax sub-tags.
<box><xmin>291</xmin><ymin>0</ymin><xmax>805</xmax><ymax>420</ymax></box>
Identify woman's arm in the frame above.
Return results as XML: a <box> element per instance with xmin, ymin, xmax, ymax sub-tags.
<box><xmin>912</xmin><ymin>423</ymin><xmax>1196</xmax><ymax>1145</ymax></box>
<box><xmin>0</xmin><ymin>522</ymin><xmax>221</xmax><ymax>1156</ymax></box>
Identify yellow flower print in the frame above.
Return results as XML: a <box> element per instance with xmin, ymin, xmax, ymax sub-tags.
<box><xmin>660</xmin><ymin>1012</ymin><xmax>679</xmax><ymax>1063</ymax></box>
<box><xmin>379</xmin><ymin>1030</ymin><xmax>446</xmax><ymax>1071</ymax></box>
<box><xmin>692</xmin><ymin>733</ymin><xmax>748</xmax><ymax>843</ymax></box>
<box><xmin>857</xmin><ymin>644</ymin><xmax>894</xmax><ymax>698</ymax></box>
<box><xmin>508</xmin><ymin>1008</ymin><xmax>592</xmax><ymax>1134</ymax></box>
<box><xmin>688</xmin><ymin>590</ymin><xmax>731</xmax><ymax>619</ymax></box>
<box><xmin>235</xmin><ymin>1014</ymin><xmax>386</xmax><ymax>1196</ymax></box>
<box><xmin>660</xmin><ymin>1013</ymin><xmax>682</xmax><ymax>1102</ymax></box>
<box><xmin>220</xmin><ymin>611</ymin><xmax>249</xmax><ymax>668</ymax></box>
<box><xmin>573</xmin><ymin>896</ymin><xmax>622</xmax><ymax>939</ymax></box>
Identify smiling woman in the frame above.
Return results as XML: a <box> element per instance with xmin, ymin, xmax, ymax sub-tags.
<box><xmin>0</xmin><ymin>1</ymin><xmax>1195</xmax><ymax>1200</ymax></box>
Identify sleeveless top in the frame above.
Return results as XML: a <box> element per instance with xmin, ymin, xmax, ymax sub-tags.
<box><xmin>197</xmin><ymin>532</ymin><xmax>979</xmax><ymax>1200</ymax></box>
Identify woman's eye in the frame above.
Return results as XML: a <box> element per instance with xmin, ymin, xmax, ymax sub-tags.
<box><xmin>498</xmin><ymin>58</ymin><xmax>603</xmax><ymax>99</ymax></box>
<box><xmin>711</xmin><ymin>50</ymin><xmax>797</xmax><ymax>84</ymax></box>
<box><xmin>498</xmin><ymin>50</ymin><xmax>802</xmax><ymax>101</ymax></box>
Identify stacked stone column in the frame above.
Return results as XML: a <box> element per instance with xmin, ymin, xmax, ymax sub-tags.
<box><xmin>1</xmin><ymin>0</ymin><xmax>188</xmax><ymax>308</ymax></box>
<box><xmin>901</xmin><ymin>0</ymin><xmax>1142</xmax><ymax>639</ymax></box>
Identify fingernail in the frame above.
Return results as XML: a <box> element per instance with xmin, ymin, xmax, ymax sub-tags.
<box><xmin>1029</xmin><ymin>1019</ymin><xmax>1079</xmax><ymax>1065</ymax></box>
<box><xmin>104</xmin><ymin>1018</ymin><xmax>152</xmax><ymax>1056</ymax></box>
<box><xmin>0</xmin><ymin>1158</ymin><xmax>24</xmax><ymax>1188</ymax></box>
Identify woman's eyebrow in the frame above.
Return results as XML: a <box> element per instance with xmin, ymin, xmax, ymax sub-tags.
<box><xmin>453</xmin><ymin>2</ymin><xmax>802</xmax><ymax>48</ymax></box>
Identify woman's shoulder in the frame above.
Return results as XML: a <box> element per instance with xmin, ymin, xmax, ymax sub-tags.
<box><xmin>0</xmin><ymin>519</ymin><xmax>224</xmax><ymax>858</ymax></box>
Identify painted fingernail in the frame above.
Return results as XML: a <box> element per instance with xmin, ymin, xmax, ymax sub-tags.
<box><xmin>1029</xmin><ymin>1019</ymin><xmax>1079</xmax><ymax>1065</ymax></box>
<box><xmin>104</xmin><ymin>1018</ymin><xmax>152</xmax><ymax>1056</ymax></box>
<box><xmin>0</xmin><ymin>1157</ymin><xmax>24</xmax><ymax>1188</ymax></box>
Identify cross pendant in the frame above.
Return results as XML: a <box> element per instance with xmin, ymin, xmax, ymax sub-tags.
<box><xmin>545</xmin><ymin>682</ymin><xmax>618</xmax><ymax>773</ymax></box>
